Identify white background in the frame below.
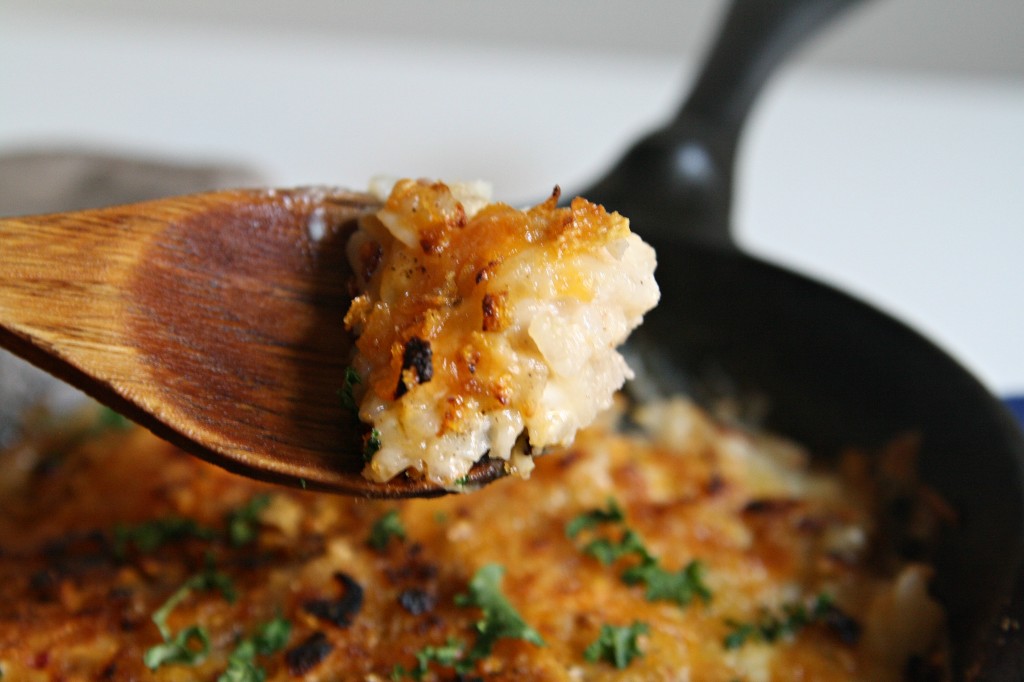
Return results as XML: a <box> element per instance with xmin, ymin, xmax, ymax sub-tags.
<box><xmin>3</xmin><ymin>0</ymin><xmax>1023</xmax><ymax>395</ymax></box>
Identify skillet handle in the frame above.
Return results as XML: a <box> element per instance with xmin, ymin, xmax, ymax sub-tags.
<box><xmin>581</xmin><ymin>0</ymin><xmax>865</xmax><ymax>247</ymax></box>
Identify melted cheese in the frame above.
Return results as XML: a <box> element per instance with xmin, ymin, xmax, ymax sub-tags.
<box><xmin>345</xmin><ymin>179</ymin><xmax>659</xmax><ymax>487</ymax></box>
<box><xmin>0</xmin><ymin>399</ymin><xmax>947</xmax><ymax>680</ymax></box>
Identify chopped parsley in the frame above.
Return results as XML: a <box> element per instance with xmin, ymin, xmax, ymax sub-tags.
<box><xmin>151</xmin><ymin>567</ymin><xmax>237</xmax><ymax>640</ymax></box>
<box><xmin>567</xmin><ymin>498</ymin><xmax>713</xmax><ymax>608</ymax></box>
<box><xmin>218</xmin><ymin>656</ymin><xmax>262</xmax><ymax>682</ymax></box>
<box><xmin>582</xmin><ymin>529</ymin><xmax>651</xmax><ymax>565</ymax></box>
<box><xmin>341</xmin><ymin>366</ymin><xmax>362</xmax><ymax>411</ymax></box>
<box><xmin>723</xmin><ymin>594</ymin><xmax>839</xmax><ymax>649</ymax></box>
<box><xmin>455</xmin><ymin>563</ymin><xmax>546</xmax><ymax>661</ymax></box>
<box><xmin>391</xmin><ymin>638</ymin><xmax>465</xmax><ymax>680</ymax></box>
<box><xmin>147</xmin><ymin>583</ymin><xmax>289</xmax><ymax>679</ymax></box>
<box><xmin>115</xmin><ymin>494</ymin><xmax>271</xmax><ymax>559</ymax></box>
<box><xmin>247</xmin><ymin>615</ymin><xmax>292</xmax><ymax>655</ymax></box>
<box><xmin>113</xmin><ymin>516</ymin><xmax>215</xmax><ymax>558</ymax></box>
<box><xmin>132</xmin><ymin>499</ymin><xmax>287</xmax><ymax>675</ymax></box>
<box><xmin>622</xmin><ymin>558</ymin><xmax>711</xmax><ymax>607</ymax></box>
<box><xmin>367</xmin><ymin>509</ymin><xmax>406</xmax><ymax>551</ymax></box>
<box><xmin>145</xmin><ymin>566</ymin><xmax>237</xmax><ymax>671</ymax></box>
<box><xmin>584</xmin><ymin>621</ymin><xmax>650</xmax><ymax>669</ymax></box>
<box><xmin>392</xmin><ymin>564</ymin><xmax>545</xmax><ymax>679</ymax></box>
<box><xmin>363</xmin><ymin>428</ymin><xmax>382</xmax><ymax>462</ymax></box>
<box><xmin>144</xmin><ymin>624</ymin><xmax>211</xmax><ymax>670</ymax></box>
<box><xmin>217</xmin><ymin>615</ymin><xmax>292</xmax><ymax>682</ymax></box>
<box><xmin>225</xmin><ymin>494</ymin><xmax>272</xmax><ymax>547</ymax></box>
<box><xmin>566</xmin><ymin>497</ymin><xmax>625</xmax><ymax>538</ymax></box>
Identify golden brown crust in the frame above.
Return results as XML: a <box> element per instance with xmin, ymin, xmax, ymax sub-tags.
<box><xmin>347</xmin><ymin>180</ymin><xmax>633</xmax><ymax>417</ymax></box>
<box><xmin>0</xmin><ymin>401</ymin><xmax>945</xmax><ymax>680</ymax></box>
<box><xmin>344</xmin><ymin>179</ymin><xmax>660</xmax><ymax>487</ymax></box>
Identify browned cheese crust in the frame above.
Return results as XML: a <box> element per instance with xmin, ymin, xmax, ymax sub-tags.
<box><xmin>349</xmin><ymin>182</ymin><xmax>626</xmax><ymax>409</ymax></box>
<box><xmin>0</xmin><ymin>401</ymin><xmax>947</xmax><ymax>680</ymax></box>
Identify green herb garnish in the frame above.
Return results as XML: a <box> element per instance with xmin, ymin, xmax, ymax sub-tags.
<box><xmin>583</xmin><ymin>621</ymin><xmax>650</xmax><ymax>668</ymax></box>
<box><xmin>144</xmin><ymin>624</ymin><xmax>211</xmax><ymax>670</ymax></box>
<box><xmin>367</xmin><ymin>509</ymin><xmax>406</xmax><ymax>551</ymax></box>
<box><xmin>582</xmin><ymin>529</ymin><xmax>651</xmax><ymax>565</ymax></box>
<box><xmin>391</xmin><ymin>638</ymin><xmax>465</xmax><ymax>680</ymax></box>
<box><xmin>145</xmin><ymin>566</ymin><xmax>237</xmax><ymax>671</ymax></box>
<box><xmin>113</xmin><ymin>516</ymin><xmax>216</xmax><ymax>558</ymax></box>
<box><xmin>151</xmin><ymin>567</ymin><xmax>237</xmax><ymax>640</ymax></box>
<box><xmin>622</xmin><ymin>558</ymin><xmax>711</xmax><ymax>607</ymax></box>
<box><xmin>113</xmin><ymin>495</ymin><xmax>270</xmax><ymax>562</ymax></box>
<box><xmin>217</xmin><ymin>615</ymin><xmax>292</xmax><ymax>682</ymax></box>
<box><xmin>225</xmin><ymin>494</ymin><xmax>272</xmax><ymax>547</ymax></box>
<box><xmin>131</xmin><ymin>502</ymin><xmax>290</xmax><ymax>677</ymax></box>
<box><xmin>341</xmin><ymin>366</ymin><xmax>362</xmax><ymax>411</ymax></box>
<box><xmin>217</xmin><ymin>656</ymin><xmax>262</xmax><ymax>682</ymax></box>
<box><xmin>566</xmin><ymin>497</ymin><xmax>625</xmax><ymax>539</ymax></box>
<box><xmin>723</xmin><ymin>594</ymin><xmax>836</xmax><ymax>649</ymax></box>
<box><xmin>568</xmin><ymin>499</ymin><xmax>713</xmax><ymax>608</ymax></box>
<box><xmin>455</xmin><ymin>563</ymin><xmax>546</xmax><ymax>661</ymax></box>
<box><xmin>392</xmin><ymin>564</ymin><xmax>544</xmax><ymax>679</ymax></box>
<box><xmin>363</xmin><ymin>428</ymin><xmax>382</xmax><ymax>462</ymax></box>
<box><xmin>723</xmin><ymin>621</ymin><xmax>758</xmax><ymax>650</ymax></box>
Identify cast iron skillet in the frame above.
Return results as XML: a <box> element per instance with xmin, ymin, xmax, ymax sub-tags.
<box><xmin>576</xmin><ymin>0</ymin><xmax>1024</xmax><ymax>679</ymax></box>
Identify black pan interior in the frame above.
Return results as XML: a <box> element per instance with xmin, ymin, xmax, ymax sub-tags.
<box><xmin>574</xmin><ymin>1</ymin><xmax>1024</xmax><ymax>674</ymax></box>
<box><xmin>628</xmin><ymin>237</ymin><xmax>1024</xmax><ymax>678</ymax></box>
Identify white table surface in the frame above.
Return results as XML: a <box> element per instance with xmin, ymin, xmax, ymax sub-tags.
<box><xmin>3</xmin><ymin>3</ymin><xmax>1023</xmax><ymax>396</ymax></box>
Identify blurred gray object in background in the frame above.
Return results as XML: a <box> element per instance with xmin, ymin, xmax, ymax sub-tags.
<box><xmin>0</xmin><ymin>149</ymin><xmax>262</xmax><ymax>444</ymax></box>
<box><xmin>0</xmin><ymin>148</ymin><xmax>261</xmax><ymax>216</ymax></box>
<box><xmin>6</xmin><ymin>0</ymin><xmax>1021</xmax><ymax>79</ymax></box>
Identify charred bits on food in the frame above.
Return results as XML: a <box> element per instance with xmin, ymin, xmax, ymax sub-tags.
<box><xmin>357</xmin><ymin>240</ymin><xmax>383</xmax><ymax>282</ymax></box>
<box><xmin>819</xmin><ymin>602</ymin><xmax>862</xmax><ymax>645</ymax></box>
<box><xmin>395</xmin><ymin>336</ymin><xmax>433</xmax><ymax>398</ymax></box>
<box><xmin>474</xmin><ymin>258</ymin><xmax>500</xmax><ymax>284</ymax></box>
<box><xmin>481</xmin><ymin>292</ymin><xmax>508</xmax><ymax>332</ymax></box>
<box><xmin>398</xmin><ymin>587</ymin><xmax>437</xmax><ymax>616</ymax></box>
<box><xmin>383</xmin><ymin>542</ymin><xmax>439</xmax><ymax>584</ymax></box>
<box><xmin>302</xmin><ymin>572</ymin><xmax>364</xmax><ymax>628</ymax></box>
<box><xmin>285</xmin><ymin>631</ymin><xmax>334</xmax><ymax>676</ymax></box>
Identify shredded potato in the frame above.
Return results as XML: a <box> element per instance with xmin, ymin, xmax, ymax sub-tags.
<box><xmin>0</xmin><ymin>398</ymin><xmax>948</xmax><ymax>680</ymax></box>
<box><xmin>0</xmin><ymin>179</ymin><xmax>948</xmax><ymax>679</ymax></box>
<box><xmin>345</xmin><ymin>179</ymin><xmax>659</xmax><ymax>488</ymax></box>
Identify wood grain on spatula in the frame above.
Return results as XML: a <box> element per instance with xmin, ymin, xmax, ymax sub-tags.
<box><xmin>0</xmin><ymin>188</ymin><xmax>505</xmax><ymax>497</ymax></box>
